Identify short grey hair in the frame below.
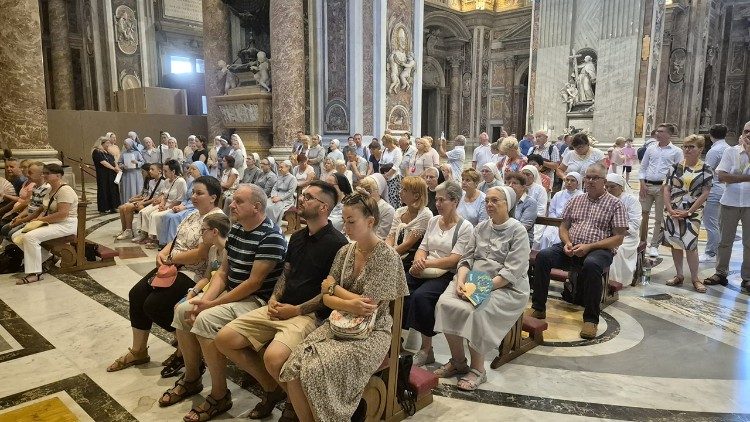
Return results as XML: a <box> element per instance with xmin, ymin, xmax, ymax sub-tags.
<box><xmin>454</xmin><ymin>135</ymin><xmax>466</xmax><ymax>146</ymax></box>
<box><xmin>237</xmin><ymin>183</ymin><xmax>268</xmax><ymax>212</ymax></box>
<box><xmin>435</xmin><ymin>180</ymin><xmax>462</xmax><ymax>202</ymax></box>
<box><xmin>423</xmin><ymin>166</ymin><xmax>439</xmax><ymax>177</ymax></box>
<box><xmin>587</xmin><ymin>163</ymin><xmax>608</xmax><ymax>178</ymax></box>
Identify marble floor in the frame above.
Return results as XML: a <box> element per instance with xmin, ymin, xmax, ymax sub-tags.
<box><xmin>1</xmin><ymin>187</ymin><xmax>749</xmax><ymax>421</ymax></box>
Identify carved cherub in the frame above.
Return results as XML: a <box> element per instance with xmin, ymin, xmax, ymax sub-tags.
<box><xmin>250</xmin><ymin>51</ymin><xmax>271</xmax><ymax>92</ymax></box>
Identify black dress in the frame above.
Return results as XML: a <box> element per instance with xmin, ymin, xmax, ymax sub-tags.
<box><xmin>92</xmin><ymin>149</ymin><xmax>120</xmax><ymax>212</ymax></box>
<box><xmin>192</xmin><ymin>148</ymin><xmax>208</xmax><ymax>164</ymax></box>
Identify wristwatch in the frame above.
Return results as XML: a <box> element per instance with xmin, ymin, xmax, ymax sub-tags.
<box><xmin>327</xmin><ymin>282</ymin><xmax>337</xmax><ymax>296</ymax></box>
<box><xmin>188</xmin><ymin>287</ymin><xmax>200</xmax><ymax>296</ymax></box>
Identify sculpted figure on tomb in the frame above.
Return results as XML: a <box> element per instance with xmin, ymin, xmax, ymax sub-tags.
<box><xmin>389</xmin><ymin>26</ymin><xmax>415</xmax><ymax>93</ymax></box>
<box><xmin>250</xmin><ymin>51</ymin><xmax>272</xmax><ymax>92</ymax></box>
<box><xmin>576</xmin><ymin>56</ymin><xmax>596</xmax><ymax>102</ymax></box>
<box><xmin>216</xmin><ymin>60</ymin><xmax>238</xmax><ymax>95</ymax></box>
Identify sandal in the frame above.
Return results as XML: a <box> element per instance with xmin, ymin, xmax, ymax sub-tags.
<box><xmin>16</xmin><ymin>273</ymin><xmax>44</xmax><ymax>285</ymax></box>
<box><xmin>42</xmin><ymin>256</ymin><xmax>59</xmax><ymax>273</ymax></box>
<box><xmin>107</xmin><ymin>347</ymin><xmax>150</xmax><ymax>372</ymax></box>
<box><xmin>278</xmin><ymin>400</ymin><xmax>298</xmax><ymax>422</ymax></box>
<box><xmin>666</xmin><ymin>275</ymin><xmax>684</xmax><ymax>287</ymax></box>
<box><xmin>159</xmin><ymin>374</ymin><xmax>204</xmax><ymax>407</ymax></box>
<box><xmin>704</xmin><ymin>273</ymin><xmax>728</xmax><ymax>286</ymax></box>
<box><xmin>247</xmin><ymin>387</ymin><xmax>286</xmax><ymax>419</ymax></box>
<box><xmin>160</xmin><ymin>351</ymin><xmax>185</xmax><ymax>378</ymax></box>
<box><xmin>183</xmin><ymin>389</ymin><xmax>232</xmax><ymax>422</ymax></box>
<box><xmin>692</xmin><ymin>279</ymin><xmax>707</xmax><ymax>293</ymax></box>
<box><xmin>433</xmin><ymin>358</ymin><xmax>470</xmax><ymax>378</ymax></box>
<box><xmin>457</xmin><ymin>368</ymin><xmax>487</xmax><ymax>392</ymax></box>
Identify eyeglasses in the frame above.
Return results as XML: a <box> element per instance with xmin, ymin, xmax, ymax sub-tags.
<box><xmin>584</xmin><ymin>175</ymin><xmax>604</xmax><ymax>182</ymax></box>
<box><xmin>200</xmin><ymin>226</ymin><xmax>212</xmax><ymax>233</ymax></box>
<box><xmin>681</xmin><ymin>145</ymin><xmax>697</xmax><ymax>150</ymax></box>
<box><xmin>300</xmin><ymin>192</ymin><xmax>325</xmax><ymax>205</ymax></box>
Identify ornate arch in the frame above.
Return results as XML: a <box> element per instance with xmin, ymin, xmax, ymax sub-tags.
<box><xmin>422</xmin><ymin>55</ymin><xmax>446</xmax><ymax>89</ymax></box>
<box><xmin>515</xmin><ymin>58</ymin><xmax>530</xmax><ymax>85</ymax></box>
<box><xmin>424</xmin><ymin>11</ymin><xmax>471</xmax><ymax>42</ymax></box>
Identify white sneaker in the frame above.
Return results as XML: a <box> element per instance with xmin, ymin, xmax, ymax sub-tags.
<box><xmin>116</xmin><ymin>229</ymin><xmax>133</xmax><ymax>240</ymax></box>
<box><xmin>648</xmin><ymin>247</ymin><xmax>659</xmax><ymax>258</ymax></box>
<box><xmin>412</xmin><ymin>348</ymin><xmax>435</xmax><ymax>367</ymax></box>
<box><xmin>699</xmin><ymin>253</ymin><xmax>716</xmax><ymax>263</ymax></box>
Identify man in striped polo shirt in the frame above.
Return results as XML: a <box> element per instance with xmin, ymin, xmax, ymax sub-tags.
<box><xmin>164</xmin><ymin>184</ymin><xmax>287</xmax><ymax>420</ymax></box>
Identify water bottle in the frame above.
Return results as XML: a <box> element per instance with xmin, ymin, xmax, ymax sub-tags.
<box><xmin>641</xmin><ymin>261</ymin><xmax>651</xmax><ymax>286</ymax></box>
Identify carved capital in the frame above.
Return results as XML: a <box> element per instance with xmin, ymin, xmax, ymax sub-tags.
<box><xmin>503</xmin><ymin>56</ymin><xmax>516</xmax><ymax>69</ymax></box>
<box><xmin>447</xmin><ymin>55</ymin><xmax>463</xmax><ymax>68</ymax></box>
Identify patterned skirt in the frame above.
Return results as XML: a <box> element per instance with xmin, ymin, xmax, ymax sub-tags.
<box><xmin>386</xmin><ymin>175</ymin><xmax>402</xmax><ymax>209</ymax></box>
<box><xmin>662</xmin><ymin>207</ymin><xmax>701</xmax><ymax>251</ymax></box>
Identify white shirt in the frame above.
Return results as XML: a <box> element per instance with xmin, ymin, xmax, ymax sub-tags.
<box><xmin>705</xmin><ymin>139</ymin><xmax>729</xmax><ymax>197</ymax></box>
<box><xmin>619</xmin><ymin>192</ymin><xmax>642</xmax><ymax>237</ymax></box>
<box><xmin>716</xmin><ymin>145</ymin><xmax>750</xmax><ymax>207</ymax></box>
<box><xmin>446</xmin><ymin>146</ymin><xmax>466</xmax><ymax>182</ymax></box>
<box><xmin>400</xmin><ymin>145</ymin><xmax>417</xmax><ymax>177</ymax></box>
<box><xmin>638</xmin><ymin>142</ymin><xmax>683</xmax><ymax>182</ymax></box>
<box><xmin>380</xmin><ymin>147</ymin><xmax>403</xmax><ymax>181</ymax></box>
<box><xmin>472</xmin><ymin>143</ymin><xmax>494</xmax><ymax>169</ymax></box>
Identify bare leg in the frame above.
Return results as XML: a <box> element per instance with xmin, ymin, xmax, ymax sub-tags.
<box><xmin>686</xmin><ymin>249</ymin><xmax>700</xmax><ymax>282</ymax></box>
<box><xmin>263</xmin><ymin>341</ymin><xmax>292</xmax><ymax>385</ymax></box>
<box><xmin>215</xmin><ymin>328</ymin><xmax>277</xmax><ymax>392</ymax></box>
<box><xmin>197</xmin><ymin>336</ymin><xmax>227</xmax><ymax>397</ymax></box>
<box><xmin>118</xmin><ymin>205</ymin><xmax>127</xmax><ymax>230</ymax></box>
<box><xmin>443</xmin><ymin>333</ymin><xmax>466</xmax><ymax>362</ymax></box>
<box><xmin>132</xmin><ymin>327</ymin><xmax>149</xmax><ymax>352</ymax></box>
<box><xmin>175</xmin><ymin>329</ymin><xmax>202</xmax><ymax>381</ymax></box>
<box><xmin>123</xmin><ymin>206</ymin><xmax>135</xmax><ymax>230</ymax></box>
<box><xmin>419</xmin><ymin>334</ymin><xmax>433</xmax><ymax>352</ymax></box>
<box><xmin>287</xmin><ymin>378</ymin><xmax>314</xmax><ymax>422</ymax></box>
<box><xmin>671</xmin><ymin>249</ymin><xmax>684</xmax><ymax>278</ymax></box>
<box><xmin>467</xmin><ymin>345</ymin><xmax>485</xmax><ymax>373</ymax></box>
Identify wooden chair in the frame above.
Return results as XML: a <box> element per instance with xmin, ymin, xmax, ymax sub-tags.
<box><xmin>282</xmin><ymin>187</ymin><xmax>304</xmax><ymax>235</ymax></box>
<box><xmin>41</xmin><ymin>162</ymin><xmax>118</xmax><ymax>274</ymax></box>
<box><xmin>490</xmin><ymin>314</ymin><xmax>548</xmax><ymax>369</ymax></box>
<box><xmin>360</xmin><ymin>296</ymin><xmax>438</xmax><ymax>421</ymax></box>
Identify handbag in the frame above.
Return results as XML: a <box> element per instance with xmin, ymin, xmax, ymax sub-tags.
<box><xmin>329</xmin><ymin>244</ymin><xmax>377</xmax><ymax>340</ymax></box>
<box><xmin>412</xmin><ymin>219</ymin><xmax>464</xmax><ymax>279</ymax></box>
<box><xmin>379</xmin><ymin>162</ymin><xmax>394</xmax><ymax>174</ymax></box>
<box><xmin>149</xmin><ymin>229</ymin><xmax>181</xmax><ymax>288</ymax></box>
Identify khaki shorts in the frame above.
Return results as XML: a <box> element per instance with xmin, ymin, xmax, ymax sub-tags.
<box><xmin>639</xmin><ymin>183</ymin><xmax>663</xmax><ymax>213</ymax></box>
<box><xmin>172</xmin><ymin>293</ymin><xmax>264</xmax><ymax>340</ymax></box>
<box><xmin>225</xmin><ymin>305</ymin><xmax>318</xmax><ymax>351</ymax></box>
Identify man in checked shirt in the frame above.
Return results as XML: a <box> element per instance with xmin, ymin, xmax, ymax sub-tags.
<box><xmin>531</xmin><ymin>163</ymin><xmax>628</xmax><ymax>339</ymax></box>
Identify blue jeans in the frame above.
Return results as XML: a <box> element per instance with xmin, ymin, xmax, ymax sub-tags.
<box><xmin>703</xmin><ymin>193</ymin><xmax>721</xmax><ymax>256</ymax></box>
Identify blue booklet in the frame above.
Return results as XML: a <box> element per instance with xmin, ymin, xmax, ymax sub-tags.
<box><xmin>465</xmin><ymin>271</ymin><xmax>493</xmax><ymax>307</ymax></box>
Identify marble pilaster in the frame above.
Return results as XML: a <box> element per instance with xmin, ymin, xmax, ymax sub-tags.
<box><xmin>270</xmin><ymin>0</ymin><xmax>305</xmax><ymax>148</ymax></box>
<box><xmin>502</xmin><ymin>56</ymin><xmax>515</xmax><ymax>133</ymax></box>
<box><xmin>48</xmin><ymin>0</ymin><xmax>75</xmax><ymax>110</ymax></box>
<box><xmin>202</xmin><ymin>0</ymin><xmax>231</xmax><ymax>136</ymax></box>
<box><xmin>0</xmin><ymin>0</ymin><xmax>51</xmax><ymax>150</ymax></box>
<box><xmin>448</xmin><ymin>56</ymin><xmax>462</xmax><ymax>139</ymax></box>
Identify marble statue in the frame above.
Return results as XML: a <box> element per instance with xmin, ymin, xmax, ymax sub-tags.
<box><xmin>389</xmin><ymin>26</ymin><xmax>416</xmax><ymax>94</ymax></box>
<box><xmin>115</xmin><ymin>5</ymin><xmax>138</xmax><ymax>55</ymax></box>
<box><xmin>700</xmin><ymin>108</ymin><xmax>712</xmax><ymax>128</ymax></box>
<box><xmin>216</xmin><ymin>60</ymin><xmax>239</xmax><ymax>95</ymax></box>
<box><xmin>575</xmin><ymin>55</ymin><xmax>596</xmax><ymax>103</ymax></box>
<box><xmin>250</xmin><ymin>51</ymin><xmax>271</xmax><ymax>92</ymax></box>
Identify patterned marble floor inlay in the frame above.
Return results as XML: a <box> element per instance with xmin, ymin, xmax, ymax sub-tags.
<box><xmin>0</xmin><ymin>374</ymin><xmax>136</xmax><ymax>422</ymax></box>
<box><xmin>0</xmin><ymin>298</ymin><xmax>53</xmax><ymax>363</ymax></box>
<box><xmin>0</xmin><ymin>397</ymin><xmax>78</xmax><ymax>422</ymax></box>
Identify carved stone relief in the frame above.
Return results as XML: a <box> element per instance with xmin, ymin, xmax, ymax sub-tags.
<box><xmin>668</xmin><ymin>47</ymin><xmax>687</xmax><ymax>83</ymax></box>
<box><xmin>114</xmin><ymin>5</ymin><xmax>139</xmax><ymax>55</ymax></box>
<box><xmin>325</xmin><ymin>102</ymin><xmax>349</xmax><ymax>133</ymax></box>
<box><xmin>462</xmin><ymin>72</ymin><xmax>472</xmax><ymax>98</ymax></box>
<box><xmin>387</xmin><ymin>105</ymin><xmax>411</xmax><ymax>132</ymax></box>
<box><xmin>119</xmin><ymin>70</ymin><xmax>141</xmax><ymax>90</ymax></box>
<box><xmin>388</xmin><ymin>23</ymin><xmax>416</xmax><ymax>93</ymax></box>
<box><xmin>731</xmin><ymin>43</ymin><xmax>745</xmax><ymax>74</ymax></box>
<box><xmin>219</xmin><ymin>103</ymin><xmax>260</xmax><ymax>125</ymax></box>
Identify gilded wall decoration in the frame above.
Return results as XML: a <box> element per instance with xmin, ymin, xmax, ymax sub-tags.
<box><xmin>114</xmin><ymin>5</ymin><xmax>138</xmax><ymax>55</ymax></box>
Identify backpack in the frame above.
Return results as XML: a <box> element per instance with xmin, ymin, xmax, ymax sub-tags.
<box><xmin>0</xmin><ymin>244</ymin><xmax>24</xmax><ymax>274</ymax></box>
<box><xmin>637</xmin><ymin>141</ymin><xmax>653</xmax><ymax>161</ymax></box>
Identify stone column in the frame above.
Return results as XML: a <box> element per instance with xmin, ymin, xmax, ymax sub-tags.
<box><xmin>48</xmin><ymin>0</ymin><xmax>75</xmax><ymax>109</ymax></box>
<box><xmin>447</xmin><ymin>56</ymin><xmax>462</xmax><ymax>139</ymax></box>
<box><xmin>502</xmin><ymin>56</ymin><xmax>516</xmax><ymax>134</ymax></box>
<box><xmin>202</xmin><ymin>0</ymin><xmax>231</xmax><ymax>136</ymax></box>
<box><xmin>0</xmin><ymin>0</ymin><xmax>52</xmax><ymax>151</ymax></box>
<box><xmin>270</xmin><ymin>0</ymin><xmax>305</xmax><ymax>152</ymax></box>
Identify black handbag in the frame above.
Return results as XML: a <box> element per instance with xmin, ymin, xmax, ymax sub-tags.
<box><xmin>395</xmin><ymin>353</ymin><xmax>417</xmax><ymax>416</ymax></box>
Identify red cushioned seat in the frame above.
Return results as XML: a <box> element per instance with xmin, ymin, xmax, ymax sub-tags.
<box><xmin>608</xmin><ymin>280</ymin><xmax>623</xmax><ymax>293</ymax></box>
<box><xmin>550</xmin><ymin>268</ymin><xmax>569</xmax><ymax>282</ymax></box>
<box><xmin>409</xmin><ymin>366</ymin><xmax>438</xmax><ymax>396</ymax></box>
<box><xmin>522</xmin><ymin>315</ymin><xmax>548</xmax><ymax>334</ymax></box>
<box><xmin>97</xmin><ymin>244</ymin><xmax>119</xmax><ymax>260</ymax></box>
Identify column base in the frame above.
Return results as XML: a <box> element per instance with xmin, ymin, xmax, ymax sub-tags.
<box><xmin>268</xmin><ymin>146</ymin><xmax>293</xmax><ymax>163</ymax></box>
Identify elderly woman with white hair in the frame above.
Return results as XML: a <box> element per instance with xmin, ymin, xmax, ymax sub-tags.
<box><xmin>605</xmin><ymin>173</ymin><xmax>642</xmax><ymax>286</ymax></box>
<box><xmin>539</xmin><ymin>172</ymin><xmax>583</xmax><ymax>250</ymax></box>
<box><xmin>307</xmin><ymin>134</ymin><xmax>326</xmax><ymax>177</ymax></box>
<box><xmin>184</xmin><ymin>135</ymin><xmax>197</xmax><ymax>162</ymax></box>
<box><xmin>478</xmin><ymin>162</ymin><xmax>502</xmax><ymax>194</ymax></box>
<box><xmin>433</xmin><ymin>185</ymin><xmax>530</xmax><ymax>391</ymax></box>
<box><xmin>357</xmin><ymin>174</ymin><xmax>395</xmax><ymax>239</ymax></box>
<box><xmin>266</xmin><ymin>160</ymin><xmax>298</xmax><ymax>224</ymax></box>
<box><xmin>117</xmin><ymin>138</ymin><xmax>145</xmax><ymax>204</ymax></box>
<box><xmin>327</xmin><ymin>138</ymin><xmax>345</xmax><ymax>163</ymax></box>
<box><xmin>141</xmin><ymin>137</ymin><xmax>160</xmax><ymax>164</ymax></box>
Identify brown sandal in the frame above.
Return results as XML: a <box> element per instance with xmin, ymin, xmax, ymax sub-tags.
<box><xmin>247</xmin><ymin>387</ymin><xmax>286</xmax><ymax>419</ymax></box>
<box><xmin>183</xmin><ymin>389</ymin><xmax>232</xmax><ymax>422</ymax></box>
<box><xmin>106</xmin><ymin>347</ymin><xmax>150</xmax><ymax>372</ymax></box>
<box><xmin>16</xmin><ymin>273</ymin><xmax>43</xmax><ymax>285</ymax></box>
<box><xmin>159</xmin><ymin>373</ymin><xmax>204</xmax><ymax>407</ymax></box>
<box><xmin>703</xmin><ymin>273</ymin><xmax>728</xmax><ymax>286</ymax></box>
<box><xmin>666</xmin><ymin>275</ymin><xmax>684</xmax><ymax>287</ymax></box>
<box><xmin>692</xmin><ymin>279</ymin><xmax>708</xmax><ymax>293</ymax></box>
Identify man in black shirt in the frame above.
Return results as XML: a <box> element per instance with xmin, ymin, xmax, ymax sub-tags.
<box><xmin>216</xmin><ymin>180</ymin><xmax>348</xmax><ymax>420</ymax></box>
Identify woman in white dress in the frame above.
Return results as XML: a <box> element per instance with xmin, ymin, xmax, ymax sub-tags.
<box><xmin>386</xmin><ymin>176</ymin><xmax>433</xmax><ymax>272</ymax></box>
<box><xmin>140</xmin><ymin>137</ymin><xmax>160</xmax><ymax>164</ymax></box>
<box><xmin>326</xmin><ymin>138</ymin><xmax>344</xmax><ymax>163</ymax></box>
<box><xmin>163</xmin><ymin>137</ymin><xmax>185</xmax><ymax>164</ymax></box>
<box><xmin>539</xmin><ymin>172</ymin><xmax>582</xmax><ymax>250</ymax></box>
<box><xmin>117</xmin><ymin>138</ymin><xmax>145</xmax><ymax>205</ymax></box>
<box><xmin>433</xmin><ymin>186</ymin><xmax>530</xmax><ymax>391</ymax></box>
<box><xmin>356</xmin><ymin>174</ymin><xmax>395</xmax><ymax>240</ymax></box>
<box><xmin>292</xmin><ymin>154</ymin><xmax>316</xmax><ymax>189</ymax></box>
<box><xmin>556</xmin><ymin>133</ymin><xmax>606</xmax><ymax>181</ymax></box>
<box><xmin>605</xmin><ymin>173</ymin><xmax>642</xmax><ymax>286</ymax></box>
<box><xmin>229</xmin><ymin>134</ymin><xmax>247</xmax><ymax>179</ymax></box>
<box><xmin>380</xmin><ymin>134</ymin><xmax>404</xmax><ymax>208</ymax></box>
<box><xmin>266</xmin><ymin>160</ymin><xmax>298</xmax><ymax>225</ymax></box>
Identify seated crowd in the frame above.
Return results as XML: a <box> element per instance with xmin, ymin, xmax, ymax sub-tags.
<box><xmin>4</xmin><ymin>121</ymin><xmax>745</xmax><ymax>421</ymax></box>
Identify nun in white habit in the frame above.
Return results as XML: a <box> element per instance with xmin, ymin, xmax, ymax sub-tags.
<box><xmin>538</xmin><ymin>172</ymin><xmax>583</xmax><ymax>250</ymax></box>
<box><xmin>433</xmin><ymin>186</ymin><xmax>530</xmax><ymax>392</ymax></box>
<box><xmin>606</xmin><ymin>173</ymin><xmax>642</xmax><ymax>285</ymax></box>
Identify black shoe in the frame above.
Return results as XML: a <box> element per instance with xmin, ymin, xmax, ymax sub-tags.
<box><xmin>278</xmin><ymin>400</ymin><xmax>299</xmax><ymax>422</ymax></box>
<box><xmin>160</xmin><ymin>352</ymin><xmax>184</xmax><ymax>378</ymax></box>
